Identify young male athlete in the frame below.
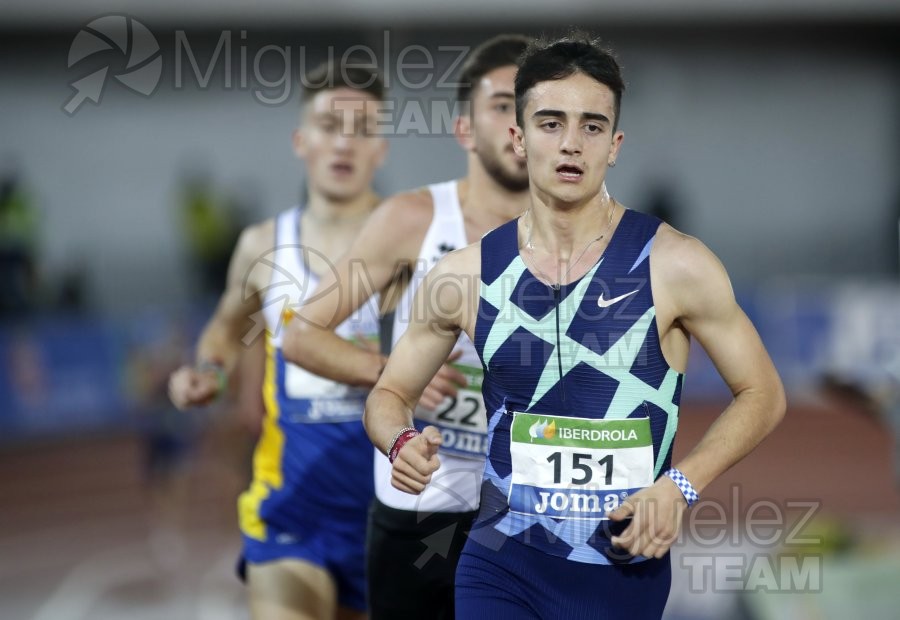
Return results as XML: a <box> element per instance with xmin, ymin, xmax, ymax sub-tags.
<box><xmin>167</xmin><ymin>61</ymin><xmax>388</xmax><ymax>620</ymax></box>
<box><xmin>365</xmin><ymin>34</ymin><xmax>786</xmax><ymax>619</ymax></box>
<box><xmin>282</xmin><ymin>35</ymin><xmax>531</xmax><ymax>619</ymax></box>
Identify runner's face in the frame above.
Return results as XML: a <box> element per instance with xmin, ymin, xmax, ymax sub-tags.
<box><xmin>469</xmin><ymin>65</ymin><xmax>528</xmax><ymax>192</ymax></box>
<box><xmin>512</xmin><ymin>72</ymin><xmax>623</xmax><ymax>206</ymax></box>
<box><xmin>294</xmin><ymin>87</ymin><xmax>386</xmax><ymax>202</ymax></box>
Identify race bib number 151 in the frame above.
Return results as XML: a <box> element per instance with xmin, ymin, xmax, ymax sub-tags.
<box><xmin>507</xmin><ymin>413</ymin><xmax>654</xmax><ymax>519</ymax></box>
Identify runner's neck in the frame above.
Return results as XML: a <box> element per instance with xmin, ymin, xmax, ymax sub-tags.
<box><xmin>457</xmin><ymin>175</ymin><xmax>529</xmax><ymax>235</ymax></box>
<box><xmin>304</xmin><ymin>188</ymin><xmax>379</xmax><ymax>228</ymax></box>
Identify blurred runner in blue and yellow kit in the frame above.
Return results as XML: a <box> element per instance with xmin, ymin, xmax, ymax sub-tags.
<box><xmin>169</xmin><ymin>60</ymin><xmax>388</xmax><ymax>620</ymax></box>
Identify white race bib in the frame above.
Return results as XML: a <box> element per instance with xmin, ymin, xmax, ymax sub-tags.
<box><xmin>414</xmin><ymin>364</ymin><xmax>488</xmax><ymax>459</ymax></box>
<box><xmin>285</xmin><ymin>363</ymin><xmax>349</xmax><ymax>400</ymax></box>
<box><xmin>508</xmin><ymin>413</ymin><xmax>654</xmax><ymax>520</ymax></box>
<box><xmin>280</xmin><ymin>335</ymin><xmax>376</xmax><ymax>423</ymax></box>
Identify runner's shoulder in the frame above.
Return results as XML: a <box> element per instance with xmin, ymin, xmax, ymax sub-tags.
<box><xmin>651</xmin><ymin>222</ymin><xmax>723</xmax><ymax>286</ymax></box>
<box><xmin>420</xmin><ymin>244</ymin><xmax>479</xmax><ymax>327</ymax></box>
<box><xmin>230</xmin><ymin>217</ymin><xmax>276</xmax><ymax>290</ymax></box>
<box><xmin>368</xmin><ymin>186</ymin><xmax>436</xmax><ymax>239</ymax></box>
<box><xmin>424</xmin><ymin>242</ymin><xmax>480</xmax><ymax>311</ymax></box>
<box><xmin>651</xmin><ymin>222</ymin><xmax>734</xmax><ymax>319</ymax></box>
<box><xmin>431</xmin><ymin>240</ymin><xmax>481</xmax><ymax>280</ymax></box>
<box><xmin>236</xmin><ymin>218</ymin><xmax>276</xmax><ymax>258</ymax></box>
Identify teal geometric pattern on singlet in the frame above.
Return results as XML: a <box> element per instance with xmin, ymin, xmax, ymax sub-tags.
<box><xmin>472</xmin><ymin>209</ymin><xmax>684</xmax><ymax>564</ymax></box>
<box><xmin>480</xmin><ymin>255</ymin><xmax>681</xmax><ymax>475</ymax></box>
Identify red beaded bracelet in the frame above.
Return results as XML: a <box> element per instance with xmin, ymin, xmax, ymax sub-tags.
<box><xmin>388</xmin><ymin>428</ymin><xmax>420</xmax><ymax>463</ymax></box>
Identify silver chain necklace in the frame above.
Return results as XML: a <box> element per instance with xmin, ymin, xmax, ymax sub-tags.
<box><xmin>523</xmin><ymin>199</ymin><xmax>617</xmax><ymax>289</ymax></box>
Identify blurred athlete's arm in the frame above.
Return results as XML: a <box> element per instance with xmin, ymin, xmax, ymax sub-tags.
<box><xmin>610</xmin><ymin>228</ymin><xmax>786</xmax><ymax>558</ymax></box>
<box><xmin>234</xmin><ymin>334</ymin><xmax>266</xmax><ymax>435</ymax></box>
<box><xmin>364</xmin><ymin>247</ymin><xmax>475</xmax><ymax>494</ymax></box>
<box><xmin>283</xmin><ymin>191</ymin><xmax>466</xmax><ymax>407</ymax></box>
<box><xmin>168</xmin><ymin>223</ymin><xmax>267</xmax><ymax>410</ymax></box>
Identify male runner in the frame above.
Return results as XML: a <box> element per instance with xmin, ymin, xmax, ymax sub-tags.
<box><xmin>283</xmin><ymin>35</ymin><xmax>531</xmax><ymax>619</ymax></box>
<box><xmin>366</xmin><ymin>34</ymin><xmax>786</xmax><ymax>619</ymax></box>
<box><xmin>168</xmin><ymin>61</ymin><xmax>387</xmax><ymax>620</ymax></box>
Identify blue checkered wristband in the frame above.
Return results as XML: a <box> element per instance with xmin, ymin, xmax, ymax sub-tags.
<box><xmin>664</xmin><ymin>468</ymin><xmax>700</xmax><ymax>507</ymax></box>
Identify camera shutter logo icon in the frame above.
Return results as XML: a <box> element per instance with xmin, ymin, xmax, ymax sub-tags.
<box><xmin>64</xmin><ymin>15</ymin><xmax>162</xmax><ymax>115</ymax></box>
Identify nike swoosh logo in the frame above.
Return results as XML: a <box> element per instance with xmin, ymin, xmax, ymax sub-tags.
<box><xmin>597</xmin><ymin>289</ymin><xmax>639</xmax><ymax>308</ymax></box>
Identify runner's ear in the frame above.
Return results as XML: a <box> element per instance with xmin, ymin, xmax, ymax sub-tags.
<box><xmin>292</xmin><ymin>128</ymin><xmax>307</xmax><ymax>159</ymax></box>
<box><xmin>510</xmin><ymin>125</ymin><xmax>526</xmax><ymax>159</ymax></box>
<box><xmin>454</xmin><ymin>115</ymin><xmax>474</xmax><ymax>152</ymax></box>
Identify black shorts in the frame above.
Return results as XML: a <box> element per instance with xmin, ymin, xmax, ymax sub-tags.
<box><xmin>366</xmin><ymin>498</ymin><xmax>477</xmax><ymax>620</ymax></box>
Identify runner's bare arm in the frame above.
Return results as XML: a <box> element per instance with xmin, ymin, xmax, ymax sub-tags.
<box><xmin>234</xmin><ymin>332</ymin><xmax>267</xmax><ymax>434</ymax></box>
<box><xmin>281</xmin><ymin>192</ymin><xmax>430</xmax><ymax>386</ymax></box>
<box><xmin>662</xmin><ymin>233</ymin><xmax>786</xmax><ymax>492</ymax></box>
<box><xmin>283</xmin><ymin>190</ymin><xmax>466</xmax><ymax>398</ymax></box>
<box><xmin>364</xmin><ymin>248</ymin><xmax>474</xmax><ymax>492</ymax></box>
<box><xmin>168</xmin><ymin>222</ymin><xmax>268</xmax><ymax>409</ymax></box>
<box><xmin>610</xmin><ymin>230</ymin><xmax>785</xmax><ymax>558</ymax></box>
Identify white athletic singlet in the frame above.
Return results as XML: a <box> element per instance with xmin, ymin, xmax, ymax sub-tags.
<box><xmin>374</xmin><ymin>180</ymin><xmax>487</xmax><ymax>513</ymax></box>
<box><xmin>238</xmin><ymin>207</ymin><xmax>381</xmax><ymax>539</ymax></box>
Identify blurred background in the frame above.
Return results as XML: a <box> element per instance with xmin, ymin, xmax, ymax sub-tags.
<box><xmin>1</xmin><ymin>1</ymin><xmax>899</xmax><ymax>618</ymax></box>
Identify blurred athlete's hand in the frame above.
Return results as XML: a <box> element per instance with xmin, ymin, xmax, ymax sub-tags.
<box><xmin>391</xmin><ymin>425</ymin><xmax>443</xmax><ymax>495</ymax></box>
<box><xmin>608</xmin><ymin>478</ymin><xmax>686</xmax><ymax>559</ymax></box>
<box><xmin>168</xmin><ymin>365</ymin><xmax>222</xmax><ymax>410</ymax></box>
<box><xmin>419</xmin><ymin>350</ymin><xmax>467</xmax><ymax>410</ymax></box>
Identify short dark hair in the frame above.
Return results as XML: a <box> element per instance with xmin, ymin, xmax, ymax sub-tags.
<box><xmin>515</xmin><ymin>33</ymin><xmax>625</xmax><ymax>130</ymax></box>
<box><xmin>456</xmin><ymin>34</ymin><xmax>531</xmax><ymax>106</ymax></box>
<box><xmin>301</xmin><ymin>60</ymin><xmax>385</xmax><ymax>104</ymax></box>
